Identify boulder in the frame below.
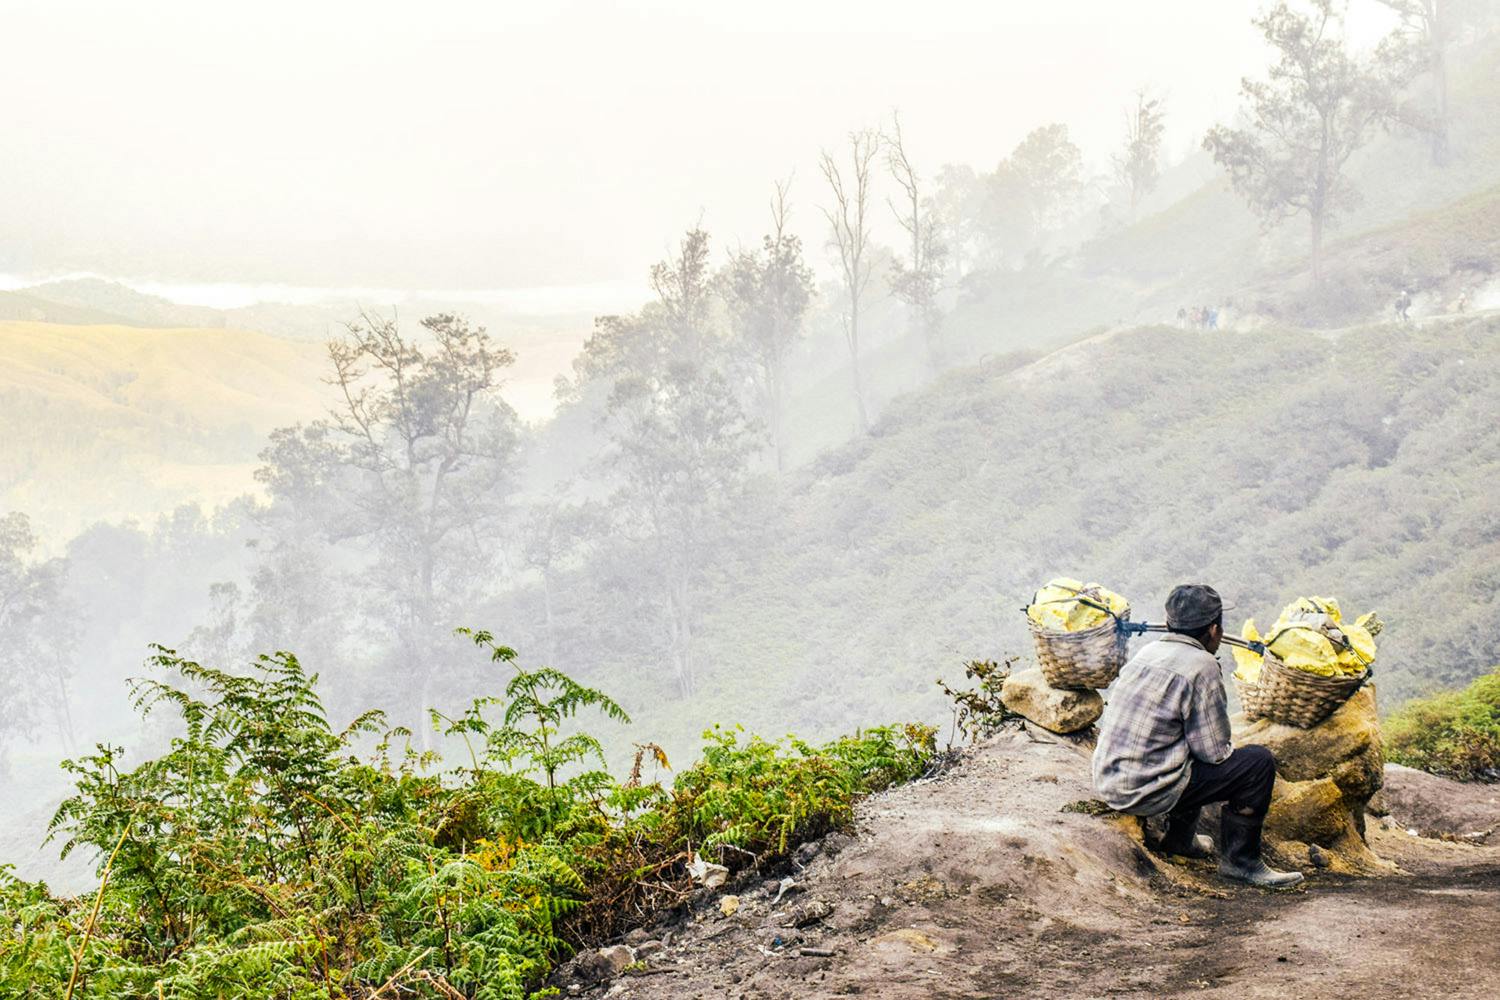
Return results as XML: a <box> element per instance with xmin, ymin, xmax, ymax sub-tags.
<box><xmin>1264</xmin><ymin>777</ymin><xmax>1354</xmax><ymax>845</ymax></box>
<box><xmin>1233</xmin><ymin>686</ymin><xmax>1393</xmax><ymax>874</ymax></box>
<box><xmin>1380</xmin><ymin>763</ymin><xmax>1500</xmax><ymax>844</ymax></box>
<box><xmin>1000</xmin><ymin>668</ymin><xmax>1103</xmax><ymax>734</ymax></box>
<box><xmin>1237</xmin><ymin>687</ymin><xmax>1384</xmax><ymax>798</ymax></box>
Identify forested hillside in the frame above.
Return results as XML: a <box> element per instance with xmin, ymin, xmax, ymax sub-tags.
<box><xmin>498</xmin><ymin>315</ymin><xmax>1500</xmax><ymax>753</ymax></box>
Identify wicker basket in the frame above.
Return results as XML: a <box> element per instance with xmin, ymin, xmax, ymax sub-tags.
<box><xmin>1027</xmin><ymin>611</ymin><xmax>1131</xmax><ymax>690</ymax></box>
<box><xmin>1234</xmin><ymin>652</ymin><xmax>1368</xmax><ymax>729</ymax></box>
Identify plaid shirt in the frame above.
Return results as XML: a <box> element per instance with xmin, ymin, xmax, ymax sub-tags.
<box><xmin>1091</xmin><ymin>633</ymin><xmax>1234</xmax><ymax>816</ymax></box>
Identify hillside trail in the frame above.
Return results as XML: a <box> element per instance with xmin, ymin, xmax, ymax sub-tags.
<box><xmin>1010</xmin><ymin>303</ymin><xmax>1500</xmax><ymax>388</ymax></box>
<box><xmin>600</xmin><ymin>728</ymin><xmax>1500</xmax><ymax>1000</ymax></box>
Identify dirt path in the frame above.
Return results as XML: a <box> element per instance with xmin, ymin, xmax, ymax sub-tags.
<box><xmin>591</xmin><ymin>729</ymin><xmax>1500</xmax><ymax>1000</ymax></box>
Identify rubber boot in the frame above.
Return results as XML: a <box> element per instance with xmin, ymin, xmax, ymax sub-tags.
<box><xmin>1159</xmin><ymin>806</ymin><xmax>1214</xmax><ymax>859</ymax></box>
<box><xmin>1218</xmin><ymin>811</ymin><xmax>1304</xmax><ymax>888</ymax></box>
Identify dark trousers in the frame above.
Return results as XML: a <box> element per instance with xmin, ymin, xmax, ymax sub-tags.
<box><xmin>1170</xmin><ymin>744</ymin><xmax>1276</xmax><ymax>820</ymax></box>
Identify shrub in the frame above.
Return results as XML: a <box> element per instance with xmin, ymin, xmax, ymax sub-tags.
<box><xmin>668</xmin><ymin>723</ymin><xmax>934</xmax><ymax>858</ymax></box>
<box><xmin>1385</xmin><ymin>667</ymin><xmax>1500</xmax><ymax>782</ymax></box>
<box><xmin>938</xmin><ymin>657</ymin><xmax>1023</xmax><ymax>743</ymax></box>
<box><xmin>0</xmin><ymin>632</ymin><xmax>932</xmax><ymax>999</ymax></box>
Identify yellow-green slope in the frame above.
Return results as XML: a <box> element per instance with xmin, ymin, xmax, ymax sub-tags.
<box><xmin>0</xmin><ymin>322</ymin><xmax>327</xmax><ymax>538</ymax></box>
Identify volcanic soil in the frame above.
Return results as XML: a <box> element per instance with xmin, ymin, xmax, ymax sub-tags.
<box><xmin>582</xmin><ymin>727</ymin><xmax>1500</xmax><ymax>999</ymax></box>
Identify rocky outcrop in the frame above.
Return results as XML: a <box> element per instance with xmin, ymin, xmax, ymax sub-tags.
<box><xmin>1000</xmin><ymin>667</ymin><xmax>1103</xmax><ymax>733</ymax></box>
<box><xmin>1234</xmin><ymin>686</ymin><xmax>1394</xmax><ymax>874</ymax></box>
<box><xmin>1380</xmin><ymin>763</ymin><xmax>1500</xmax><ymax>844</ymax></box>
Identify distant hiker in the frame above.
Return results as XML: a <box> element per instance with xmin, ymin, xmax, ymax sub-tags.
<box><xmin>1176</xmin><ymin>307</ymin><xmax>1187</xmax><ymax>328</ymax></box>
<box><xmin>1395</xmin><ymin>289</ymin><xmax>1412</xmax><ymax>322</ymax></box>
<box><xmin>1208</xmin><ymin>307</ymin><xmax>1219</xmax><ymax>330</ymax></box>
<box><xmin>1091</xmin><ymin>584</ymin><xmax>1304</xmax><ymax>888</ymax></box>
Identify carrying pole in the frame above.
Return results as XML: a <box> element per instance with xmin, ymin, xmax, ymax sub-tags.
<box><xmin>1119</xmin><ymin>620</ymin><xmax>1266</xmax><ymax>656</ymax></box>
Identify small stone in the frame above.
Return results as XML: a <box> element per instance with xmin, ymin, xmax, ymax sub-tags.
<box><xmin>635</xmin><ymin>939</ymin><xmax>664</xmax><ymax>958</ymax></box>
<box><xmin>623</xmin><ymin>928</ymin><xmax>650</xmax><ymax>946</ymax></box>
<box><xmin>1308</xmin><ymin>844</ymin><xmax>1331</xmax><ymax>868</ymax></box>
<box><xmin>786</xmin><ymin>899</ymin><xmax>834</xmax><ymax>927</ymax></box>
<box><xmin>794</xmin><ymin>840</ymin><xmax>822</xmax><ymax>865</ymax></box>
<box><xmin>999</xmin><ymin>668</ymin><xmax>1104</xmax><ymax>733</ymax></box>
<box><xmin>576</xmin><ymin>944</ymin><xmax>634</xmax><ymax>982</ymax></box>
<box><xmin>823</xmin><ymin>832</ymin><xmax>854</xmax><ymax>856</ymax></box>
<box><xmin>720</xmin><ymin>895</ymin><xmax>740</xmax><ymax>917</ymax></box>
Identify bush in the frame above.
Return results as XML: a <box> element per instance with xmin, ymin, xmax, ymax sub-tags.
<box><xmin>1385</xmin><ymin>667</ymin><xmax>1500</xmax><ymax>782</ymax></box>
<box><xmin>668</xmin><ymin>723</ymin><xmax>933</xmax><ymax>857</ymax></box>
<box><xmin>0</xmin><ymin>631</ymin><xmax>932</xmax><ymax>999</ymax></box>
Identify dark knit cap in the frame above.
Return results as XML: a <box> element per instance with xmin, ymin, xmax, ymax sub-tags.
<box><xmin>1165</xmin><ymin>584</ymin><xmax>1228</xmax><ymax>630</ymax></box>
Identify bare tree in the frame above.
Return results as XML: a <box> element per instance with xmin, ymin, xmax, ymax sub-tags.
<box><xmin>819</xmin><ymin>129</ymin><xmax>880</xmax><ymax>434</ymax></box>
<box><xmin>722</xmin><ymin>181</ymin><xmax>815</xmax><ymax>471</ymax></box>
<box><xmin>1204</xmin><ymin>0</ymin><xmax>1396</xmax><ymax>283</ymax></box>
<box><xmin>885</xmin><ymin>112</ymin><xmax>948</xmax><ymax>373</ymax></box>
<box><xmin>649</xmin><ymin>226</ymin><xmax>717</xmax><ymax>360</ymax></box>
<box><xmin>1112</xmin><ymin>90</ymin><xmax>1167</xmax><ymax>217</ymax></box>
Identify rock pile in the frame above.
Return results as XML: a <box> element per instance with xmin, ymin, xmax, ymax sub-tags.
<box><xmin>1000</xmin><ymin>667</ymin><xmax>1103</xmax><ymax>734</ymax></box>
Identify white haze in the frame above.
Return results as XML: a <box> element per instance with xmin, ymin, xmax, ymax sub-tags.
<box><xmin>1</xmin><ymin>0</ymin><xmax>1399</xmax><ymax>293</ymax></box>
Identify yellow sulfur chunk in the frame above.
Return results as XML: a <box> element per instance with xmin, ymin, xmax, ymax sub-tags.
<box><xmin>1025</xmin><ymin>577</ymin><xmax>1130</xmax><ymax>633</ymax></box>
<box><xmin>1239</xmin><ymin>596</ymin><xmax>1378</xmax><ymax>680</ymax></box>
<box><xmin>1232</xmin><ymin>619</ymin><xmax>1264</xmax><ymax>683</ymax></box>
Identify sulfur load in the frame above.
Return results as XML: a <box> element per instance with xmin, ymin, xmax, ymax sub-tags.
<box><xmin>1026</xmin><ymin>577</ymin><xmax>1130</xmax><ymax>633</ymax></box>
<box><xmin>1232</xmin><ymin>596</ymin><xmax>1380</xmax><ymax>683</ymax></box>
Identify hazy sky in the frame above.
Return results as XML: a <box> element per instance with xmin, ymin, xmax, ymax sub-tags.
<box><xmin>0</xmin><ymin>1</ymin><xmax>1399</xmax><ymax>298</ymax></box>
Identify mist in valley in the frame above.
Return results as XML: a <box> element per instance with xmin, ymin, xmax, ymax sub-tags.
<box><xmin>4</xmin><ymin>0</ymin><xmax>1500</xmax><ymax>898</ymax></box>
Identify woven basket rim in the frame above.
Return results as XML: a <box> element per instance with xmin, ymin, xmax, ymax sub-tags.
<box><xmin>1258</xmin><ymin>652</ymin><xmax>1370</xmax><ymax>688</ymax></box>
